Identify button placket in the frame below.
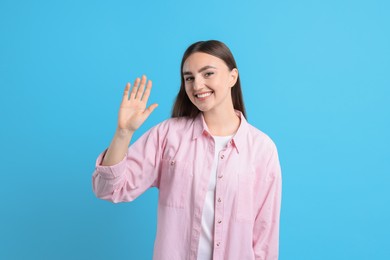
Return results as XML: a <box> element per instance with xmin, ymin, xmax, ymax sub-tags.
<box><xmin>213</xmin><ymin>143</ymin><xmax>230</xmax><ymax>253</ymax></box>
<box><xmin>214</xmin><ymin>178</ymin><xmax>224</xmax><ymax>251</ymax></box>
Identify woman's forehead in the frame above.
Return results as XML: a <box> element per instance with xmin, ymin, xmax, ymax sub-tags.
<box><xmin>183</xmin><ymin>52</ymin><xmax>226</xmax><ymax>71</ymax></box>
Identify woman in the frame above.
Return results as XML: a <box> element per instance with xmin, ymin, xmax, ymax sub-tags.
<box><xmin>92</xmin><ymin>40</ymin><xmax>282</xmax><ymax>260</ymax></box>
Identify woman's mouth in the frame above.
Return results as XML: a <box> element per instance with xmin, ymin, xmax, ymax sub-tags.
<box><xmin>195</xmin><ymin>91</ymin><xmax>213</xmax><ymax>99</ymax></box>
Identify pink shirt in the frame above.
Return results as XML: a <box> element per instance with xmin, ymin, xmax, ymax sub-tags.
<box><xmin>92</xmin><ymin>111</ymin><xmax>282</xmax><ymax>260</ymax></box>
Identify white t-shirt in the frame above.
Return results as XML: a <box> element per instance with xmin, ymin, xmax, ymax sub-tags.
<box><xmin>197</xmin><ymin>135</ymin><xmax>233</xmax><ymax>260</ymax></box>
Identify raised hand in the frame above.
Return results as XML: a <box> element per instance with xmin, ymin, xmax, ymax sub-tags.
<box><xmin>117</xmin><ymin>75</ymin><xmax>158</xmax><ymax>132</ymax></box>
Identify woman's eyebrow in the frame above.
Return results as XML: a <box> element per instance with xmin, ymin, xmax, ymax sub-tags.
<box><xmin>183</xmin><ymin>65</ymin><xmax>217</xmax><ymax>75</ymax></box>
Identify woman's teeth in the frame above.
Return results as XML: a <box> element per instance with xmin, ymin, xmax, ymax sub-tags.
<box><xmin>196</xmin><ymin>92</ymin><xmax>212</xmax><ymax>98</ymax></box>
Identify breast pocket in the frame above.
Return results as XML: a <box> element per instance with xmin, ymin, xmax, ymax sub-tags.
<box><xmin>159</xmin><ymin>159</ymin><xmax>192</xmax><ymax>208</ymax></box>
<box><xmin>236</xmin><ymin>171</ymin><xmax>255</xmax><ymax>222</ymax></box>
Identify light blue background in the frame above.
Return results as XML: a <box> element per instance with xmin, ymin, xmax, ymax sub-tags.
<box><xmin>1</xmin><ymin>0</ymin><xmax>389</xmax><ymax>259</ymax></box>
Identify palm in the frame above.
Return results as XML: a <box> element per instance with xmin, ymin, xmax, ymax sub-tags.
<box><xmin>118</xmin><ymin>75</ymin><xmax>158</xmax><ymax>132</ymax></box>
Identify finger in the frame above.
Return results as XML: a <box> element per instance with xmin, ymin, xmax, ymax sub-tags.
<box><xmin>129</xmin><ymin>77</ymin><xmax>140</xmax><ymax>99</ymax></box>
<box><xmin>144</xmin><ymin>103</ymin><xmax>158</xmax><ymax>118</ymax></box>
<box><xmin>135</xmin><ymin>75</ymin><xmax>147</xmax><ymax>99</ymax></box>
<box><xmin>121</xmin><ymin>82</ymin><xmax>130</xmax><ymax>102</ymax></box>
<box><xmin>141</xmin><ymin>80</ymin><xmax>152</xmax><ymax>102</ymax></box>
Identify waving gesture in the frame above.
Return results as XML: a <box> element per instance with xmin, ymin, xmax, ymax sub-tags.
<box><xmin>118</xmin><ymin>75</ymin><xmax>158</xmax><ymax>132</ymax></box>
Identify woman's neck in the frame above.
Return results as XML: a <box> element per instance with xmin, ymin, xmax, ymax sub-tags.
<box><xmin>203</xmin><ymin>107</ymin><xmax>240</xmax><ymax>136</ymax></box>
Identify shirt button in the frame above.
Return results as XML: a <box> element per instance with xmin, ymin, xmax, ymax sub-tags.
<box><xmin>218</xmin><ymin>198</ymin><xmax>222</xmax><ymax>203</ymax></box>
<box><xmin>220</xmin><ymin>155</ymin><xmax>224</xmax><ymax>159</ymax></box>
<box><xmin>170</xmin><ymin>160</ymin><xmax>175</xmax><ymax>165</ymax></box>
<box><xmin>218</xmin><ymin>220</ymin><xmax>222</xmax><ymax>224</ymax></box>
<box><xmin>216</xmin><ymin>242</ymin><xmax>221</xmax><ymax>247</ymax></box>
<box><xmin>218</xmin><ymin>175</ymin><xmax>223</xmax><ymax>178</ymax></box>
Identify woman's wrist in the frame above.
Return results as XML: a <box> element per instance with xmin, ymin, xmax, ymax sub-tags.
<box><xmin>115</xmin><ymin>127</ymin><xmax>134</xmax><ymax>139</ymax></box>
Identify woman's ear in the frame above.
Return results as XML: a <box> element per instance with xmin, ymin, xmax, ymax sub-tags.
<box><xmin>229</xmin><ymin>68</ymin><xmax>239</xmax><ymax>88</ymax></box>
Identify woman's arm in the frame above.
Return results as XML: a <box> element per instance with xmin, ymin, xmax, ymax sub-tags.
<box><xmin>101</xmin><ymin>75</ymin><xmax>158</xmax><ymax>166</ymax></box>
<box><xmin>101</xmin><ymin>128</ymin><xmax>133</xmax><ymax>166</ymax></box>
<box><xmin>253</xmin><ymin>144</ymin><xmax>282</xmax><ymax>260</ymax></box>
<box><xmin>92</xmin><ymin>124</ymin><xmax>163</xmax><ymax>203</ymax></box>
<box><xmin>92</xmin><ymin>75</ymin><xmax>159</xmax><ymax>203</ymax></box>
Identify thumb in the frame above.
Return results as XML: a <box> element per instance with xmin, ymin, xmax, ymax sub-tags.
<box><xmin>144</xmin><ymin>103</ymin><xmax>158</xmax><ymax>117</ymax></box>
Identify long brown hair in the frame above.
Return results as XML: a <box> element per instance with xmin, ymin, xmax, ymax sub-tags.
<box><xmin>171</xmin><ymin>40</ymin><xmax>247</xmax><ymax>118</ymax></box>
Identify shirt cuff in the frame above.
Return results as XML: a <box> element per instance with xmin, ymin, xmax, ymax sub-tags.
<box><xmin>94</xmin><ymin>148</ymin><xmax>127</xmax><ymax>179</ymax></box>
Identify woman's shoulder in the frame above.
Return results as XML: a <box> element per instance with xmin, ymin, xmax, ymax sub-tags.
<box><xmin>245</xmin><ymin>121</ymin><xmax>278</xmax><ymax>150</ymax></box>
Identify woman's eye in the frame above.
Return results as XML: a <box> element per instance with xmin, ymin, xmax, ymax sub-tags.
<box><xmin>185</xmin><ymin>77</ymin><xmax>194</xmax><ymax>82</ymax></box>
<box><xmin>205</xmin><ymin>72</ymin><xmax>214</xmax><ymax>77</ymax></box>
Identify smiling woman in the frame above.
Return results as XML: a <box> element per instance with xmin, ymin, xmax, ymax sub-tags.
<box><xmin>182</xmin><ymin>52</ymin><xmax>238</xmax><ymax>126</ymax></box>
<box><xmin>92</xmin><ymin>40</ymin><xmax>282</xmax><ymax>260</ymax></box>
<box><xmin>173</xmin><ymin>40</ymin><xmax>246</xmax><ymax>121</ymax></box>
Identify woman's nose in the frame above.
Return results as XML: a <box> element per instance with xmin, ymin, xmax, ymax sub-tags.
<box><xmin>193</xmin><ymin>77</ymin><xmax>203</xmax><ymax>90</ymax></box>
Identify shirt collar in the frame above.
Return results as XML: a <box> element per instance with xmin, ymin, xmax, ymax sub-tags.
<box><xmin>191</xmin><ymin>110</ymin><xmax>249</xmax><ymax>153</ymax></box>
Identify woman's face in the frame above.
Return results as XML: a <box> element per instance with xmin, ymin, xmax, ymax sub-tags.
<box><xmin>182</xmin><ymin>52</ymin><xmax>238</xmax><ymax>115</ymax></box>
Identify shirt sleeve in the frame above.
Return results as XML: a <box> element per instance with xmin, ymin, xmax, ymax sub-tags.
<box><xmin>253</xmin><ymin>143</ymin><xmax>282</xmax><ymax>260</ymax></box>
<box><xmin>92</xmin><ymin>124</ymin><xmax>165</xmax><ymax>203</ymax></box>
